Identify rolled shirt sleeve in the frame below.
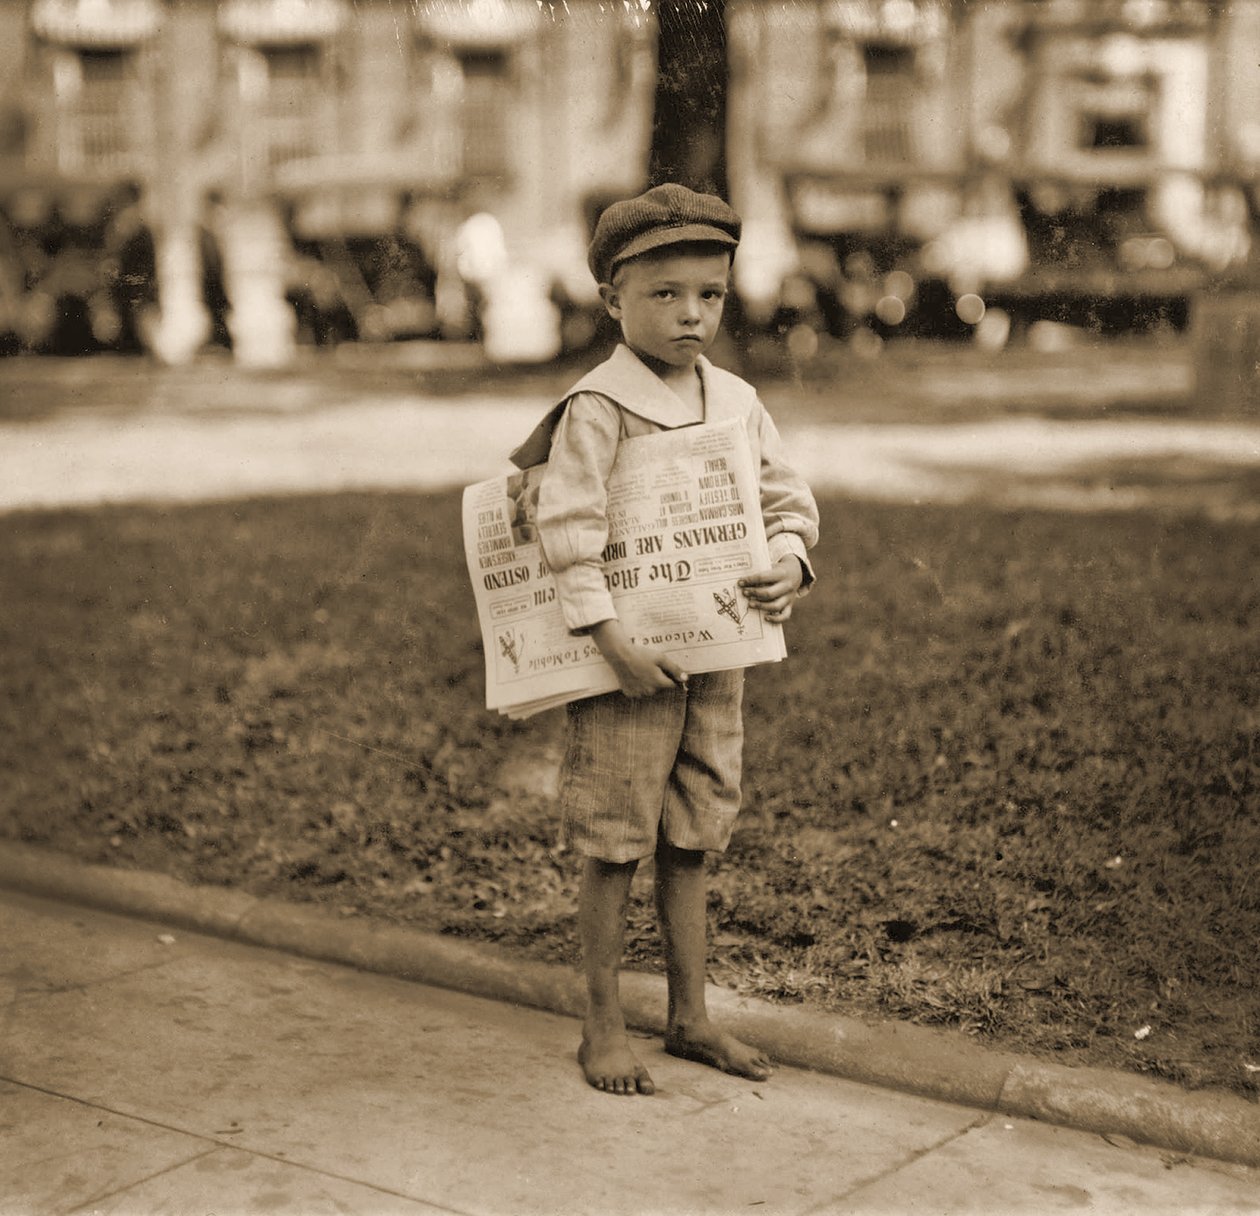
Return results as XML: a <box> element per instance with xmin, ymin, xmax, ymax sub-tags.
<box><xmin>756</xmin><ymin>401</ymin><xmax>820</xmax><ymax>593</ymax></box>
<box><xmin>535</xmin><ymin>393</ymin><xmax>623</xmax><ymax>633</ymax></box>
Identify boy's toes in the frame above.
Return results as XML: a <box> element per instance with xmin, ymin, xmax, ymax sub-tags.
<box><xmin>579</xmin><ymin>1033</ymin><xmax>654</xmax><ymax>1096</ymax></box>
<box><xmin>747</xmin><ymin>1048</ymin><xmax>772</xmax><ymax>1073</ymax></box>
<box><xmin>739</xmin><ymin>1047</ymin><xmax>773</xmax><ymax>1080</ymax></box>
<box><xmin>748</xmin><ymin>1056</ymin><xmax>772</xmax><ymax>1081</ymax></box>
<box><xmin>665</xmin><ymin>1025</ymin><xmax>774</xmax><ymax>1081</ymax></box>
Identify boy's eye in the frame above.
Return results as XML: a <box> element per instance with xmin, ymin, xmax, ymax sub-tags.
<box><xmin>654</xmin><ymin>290</ymin><xmax>674</xmax><ymax>300</ymax></box>
<box><xmin>703</xmin><ymin>289</ymin><xmax>725</xmax><ymax>301</ymax></box>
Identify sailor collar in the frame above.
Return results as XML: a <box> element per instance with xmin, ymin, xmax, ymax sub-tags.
<box><xmin>509</xmin><ymin>344</ymin><xmax>744</xmax><ymax>469</ymax></box>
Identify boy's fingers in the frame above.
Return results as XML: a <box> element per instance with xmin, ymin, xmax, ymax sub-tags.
<box><xmin>749</xmin><ymin>591</ymin><xmax>793</xmax><ymax>611</ymax></box>
<box><xmin>740</xmin><ymin>577</ymin><xmax>791</xmax><ymax>599</ymax></box>
<box><xmin>660</xmin><ymin>658</ymin><xmax>688</xmax><ymax>686</ymax></box>
<box><xmin>741</xmin><ymin>560</ymin><xmax>799</xmax><ymax>586</ymax></box>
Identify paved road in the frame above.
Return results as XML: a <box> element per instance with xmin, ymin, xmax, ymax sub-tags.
<box><xmin>4</xmin><ymin>889</ymin><xmax>1257</xmax><ymax>1216</ymax></box>
<box><xmin>3</xmin><ymin>391</ymin><xmax>1260</xmax><ymax>517</ymax></box>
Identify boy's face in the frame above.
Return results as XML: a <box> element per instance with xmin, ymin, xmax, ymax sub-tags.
<box><xmin>599</xmin><ymin>247</ymin><xmax>731</xmax><ymax>369</ymax></box>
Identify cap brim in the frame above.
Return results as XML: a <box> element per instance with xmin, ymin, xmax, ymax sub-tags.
<box><xmin>609</xmin><ymin>223</ymin><xmax>738</xmax><ymax>278</ymax></box>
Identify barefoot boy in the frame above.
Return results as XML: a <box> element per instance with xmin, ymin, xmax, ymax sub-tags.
<box><xmin>510</xmin><ymin>184</ymin><xmax>819</xmax><ymax>1095</ymax></box>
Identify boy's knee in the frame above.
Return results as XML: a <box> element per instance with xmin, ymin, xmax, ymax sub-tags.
<box><xmin>586</xmin><ymin>856</ymin><xmax>639</xmax><ymax>880</ymax></box>
<box><xmin>655</xmin><ymin>838</ymin><xmax>704</xmax><ymax>868</ymax></box>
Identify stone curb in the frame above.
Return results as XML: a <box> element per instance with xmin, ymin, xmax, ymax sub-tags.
<box><xmin>3</xmin><ymin>841</ymin><xmax>1257</xmax><ymax>1169</ymax></box>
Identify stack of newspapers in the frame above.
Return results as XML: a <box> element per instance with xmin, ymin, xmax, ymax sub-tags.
<box><xmin>462</xmin><ymin>418</ymin><xmax>785</xmax><ymax>718</ymax></box>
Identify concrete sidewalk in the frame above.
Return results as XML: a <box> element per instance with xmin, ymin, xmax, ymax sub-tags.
<box><xmin>4</xmin><ymin>890</ymin><xmax>1258</xmax><ymax>1216</ymax></box>
<box><xmin>3</xmin><ymin>391</ymin><xmax>1259</xmax><ymax>517</ymax></box>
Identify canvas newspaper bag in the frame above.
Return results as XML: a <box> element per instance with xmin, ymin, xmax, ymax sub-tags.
<box><xmin>462</xmin><ymin>417</ymin><xmax>785</xmax><ymax>718</ymax></box>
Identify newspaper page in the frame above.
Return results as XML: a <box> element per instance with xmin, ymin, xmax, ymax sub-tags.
<box><xmin>462</xmin><ymin>418</ymin><xmax>785</xmax><ymax>718</ymax></box>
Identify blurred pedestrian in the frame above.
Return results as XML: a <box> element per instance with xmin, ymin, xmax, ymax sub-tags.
<box><xmin>101</xmin><ymin>182</ymin><xmax>157</xmax><ymax>353</ymax></box>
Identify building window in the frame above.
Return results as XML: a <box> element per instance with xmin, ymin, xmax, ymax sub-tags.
<box><xmin>458</xmin><ymin>48</ymin><xmax>509</xmax><ymax>179</ymax></box>
<box><xmin>78</xmin><ymin>48</ymin><xmax>130</xmax><ymax>168</ymax></box>
<box><xmin>1083</xmin><ymin>112</ymin><xmax>1148</xmax><ymax>150</ymax></box>
<box><xmin>862</xmin><ymin>43</ymin><xmax>915</xmax><ymax>163</ymax></box>
<box><xmin>53</xmin><ymin>46</ymin><xmax>144</xmax><ymax>174</ymax></box>
<box><xmin>1073</xmin><ymin>74</ymin><xmax>1155</xmax><ymax>155</ymax></box>
<box><xmin>260</xmin><ymin>42</ymin><xmax>322</xmax><ymax>167</ymax></box>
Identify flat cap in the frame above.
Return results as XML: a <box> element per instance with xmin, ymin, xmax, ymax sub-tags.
<box><xmin>588</xmin><ymin>183</ymin><xmax>741</xmax><ymax>285</ymax></box>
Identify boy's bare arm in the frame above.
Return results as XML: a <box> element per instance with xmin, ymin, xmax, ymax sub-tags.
<box><xmin>740</xmin><ymin>556</ymin><xmax>806</xmax><ymax>624</ymax></box>
<box><xmin>590</xmin><ymin>619</ymin><xmax>688</xmax><ymax>698</ymax></box>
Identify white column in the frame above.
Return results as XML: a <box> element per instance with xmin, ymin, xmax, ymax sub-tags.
<box><xmin>220</xmin><ymin>202</ymin><xmax>297</xmax><ymax>369</ymax></box>
<box><xmin>149</xmin><ymin>225</ymin><xmax>210</xmax><ymax>366</ymax></box>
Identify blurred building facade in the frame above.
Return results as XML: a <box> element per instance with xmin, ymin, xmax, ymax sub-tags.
<box><xmin>0</xmin><ymin>0</ymin><xmax>655</xmax><ymax>363</ymax></box>
<box><xmin>729</xmin><ymin>0</ymin><xmax>1260</xmax><ymax>346</ymax></box>
<box><xmin>1</xmin><ymin>0</ymin><xmax>1258</xmax><ymax>363</ymax></box>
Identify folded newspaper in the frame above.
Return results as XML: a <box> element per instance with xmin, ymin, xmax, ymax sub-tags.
<box><xmin>462</xmin><ymin>417</ymin><xmax>786</xmax><ymax>718</ymax></box>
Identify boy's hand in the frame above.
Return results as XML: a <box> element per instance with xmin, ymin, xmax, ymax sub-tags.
<box><xmin>590</xmin><ymin>619</ymin><xmax>688</xmax><ymax>699</ymax></box>
<box><xmin>740</xmin><ymin>557</ymin><xmax>804</xmax><ymax>624</ymax></box>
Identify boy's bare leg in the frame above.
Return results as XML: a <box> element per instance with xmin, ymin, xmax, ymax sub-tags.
<box><xmin>654</xmin><ymin>839</ymin><xmax>773</xmax><ymax>1080</ymax></box>
<box><xmin>577</xmin><ymin>856</ymin><xmax>656</xmax><ymax>1095</ymax></box>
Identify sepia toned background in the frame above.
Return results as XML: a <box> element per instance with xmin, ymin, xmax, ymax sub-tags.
<box><xmin>2</xmin><ymin>0</ymin><xmax>1259</xmax><ymax>1145</ymax></box>
<box><xmin>2</xmin><ymin>0</ymin><xmax>1260</xmax><ymax>379</ymax></box>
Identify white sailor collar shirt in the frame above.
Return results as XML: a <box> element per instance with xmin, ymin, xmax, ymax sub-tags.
<box><xmin>516</xmin><ymin>344</ymin><xmax>819</xmax><ymax>634</ymax></box>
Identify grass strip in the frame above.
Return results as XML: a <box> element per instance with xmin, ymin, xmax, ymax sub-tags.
<box><xmin>1</xmin><ymin>490</ymin><xmax>1256</xmax><ymax>1097</ymax></box>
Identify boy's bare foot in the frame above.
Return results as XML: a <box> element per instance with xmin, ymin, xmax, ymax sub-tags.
<box><xmin>664</xmin><ymin>1022</ymin><xmax>773</xmax><ymax>1081</ymax></box>
<box><xmin>578</xmin><ymin>1029</ymin><xmax>656</xmax><ymax>1096</ymax></box>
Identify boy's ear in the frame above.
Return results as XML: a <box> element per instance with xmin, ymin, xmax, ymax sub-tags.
<box><xmin>598</xmin><ymin>282</ymin><xmax>622</xmax><ymax>319</ymax></box>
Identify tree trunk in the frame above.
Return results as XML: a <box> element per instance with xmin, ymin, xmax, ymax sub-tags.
<box><xmin>649</xmin><ymin>0</ymin><xmax>728</xmax><ymax>197</ymax></box>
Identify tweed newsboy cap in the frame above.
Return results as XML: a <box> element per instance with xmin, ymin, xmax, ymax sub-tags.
<box><xmin>588</xmin><ymin>183</ymin><xmax>741</xmax><ymax>285</ymax></box>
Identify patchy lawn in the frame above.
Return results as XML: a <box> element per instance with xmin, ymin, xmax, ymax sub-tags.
<box><xmin>1</xmin><ymin>490</ymin><xmax>1256</xmax><ymax>1098</ymax></box>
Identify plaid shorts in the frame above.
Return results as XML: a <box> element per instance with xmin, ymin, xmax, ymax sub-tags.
<box><xmin>558</xmin><ymin>669</ymin><xmax>745</xmax><ymax>863</ymax></box>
